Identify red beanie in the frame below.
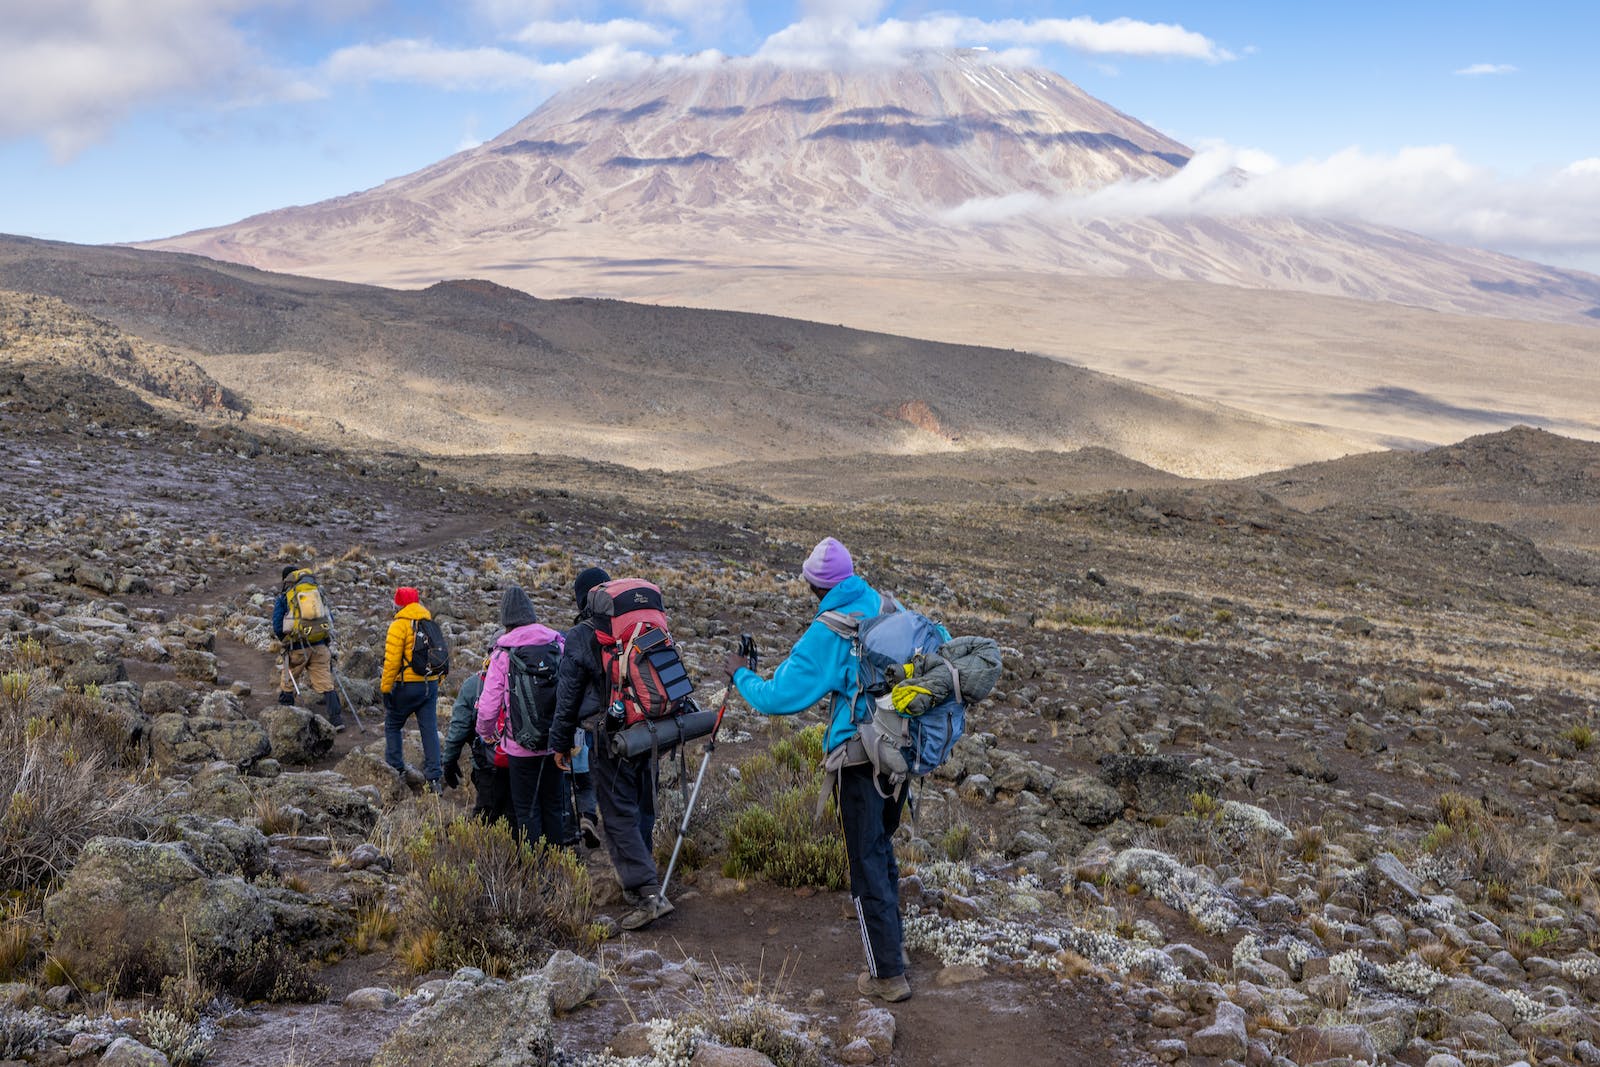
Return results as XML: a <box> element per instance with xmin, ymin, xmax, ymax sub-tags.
<box><xmin>394</xmin><ymin>587</ymin><xmax>419</xmax><ymax>607</ymax></box>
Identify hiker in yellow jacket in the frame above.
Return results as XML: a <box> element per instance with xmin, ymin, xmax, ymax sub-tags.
<box><xmin>381</xmin><ymin>587</ymin><xmax>444</xmax><ymax>792</ymax></box>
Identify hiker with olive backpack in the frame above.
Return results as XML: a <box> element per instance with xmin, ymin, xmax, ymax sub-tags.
<box><xmin>476</xmin><ymin>586</ymin><xmax>569</xmax><ymax>848</ymax></box>
<box><xmin>271</xmin><ymin>564</ymin><xmax>345</xmax><ymax>731</ymax></box>
<box><xmin>380</xmin><ymin>586</ymin><xmax>450</xmax><ymax>792</ymax></box>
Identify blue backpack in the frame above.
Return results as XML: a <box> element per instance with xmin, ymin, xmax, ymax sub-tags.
<box><xmin>820</xmin><ymin>597</ymin><xmax>966</xmax><ymax>784</ymax></box>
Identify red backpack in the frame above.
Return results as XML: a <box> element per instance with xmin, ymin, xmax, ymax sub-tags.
<box><xmin>587</xmin><ymin>579</ymin><xmax>693</xmax><ymax>727</ymax></box>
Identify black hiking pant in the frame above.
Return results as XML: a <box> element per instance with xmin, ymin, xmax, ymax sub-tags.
<box><xmin>471</xmin><ymin>763</ymin><xmax>513</xmax><ymax>827</ymax></box>
<box><xmin>838</xmin><ymin>763</ymin><xmax>905</xmax><ymax>979</ymax></box>
<box><xmin>507</xmin><ymin>753</ymin><xmax>568</xmax><ymax>847</ymax></box>
<box><xmin>594</xmin><ymin>739</ymin><xmax>658</xmax><ymax>894</ymax></box>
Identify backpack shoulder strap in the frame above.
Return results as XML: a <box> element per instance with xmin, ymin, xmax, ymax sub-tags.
<box><xmin>817</xmin><ymin>610</ymin><xmax>863</xmax><ymax>640</ymax></box>
<box><xmin>400</xmin><ymin>617</ymin><xmax>419</xmax><ymax>673</ymax></box>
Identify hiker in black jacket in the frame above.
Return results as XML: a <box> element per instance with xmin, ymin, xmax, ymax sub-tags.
<box><xmin>549</xmin><ymin>566</ymin><xmax>672</xmax><ymax>932</ymax></box>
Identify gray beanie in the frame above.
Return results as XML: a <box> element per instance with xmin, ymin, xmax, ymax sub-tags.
<box><xmin>500</xmin><ymin>585</ymin><xmax>538</xmax><ymax>629</ymax></box>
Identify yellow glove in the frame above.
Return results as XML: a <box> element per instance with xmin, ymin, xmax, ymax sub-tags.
<box><xmin>891</xmin><ymin>683</ymin><xmax>933</xmax><ymax>714</ymax></box>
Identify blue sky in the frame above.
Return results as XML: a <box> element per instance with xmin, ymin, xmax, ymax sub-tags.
<box><xmin>2</xmin><ymin>1</ymin><xmax>1597</xmax><ymax>269</ymax></box>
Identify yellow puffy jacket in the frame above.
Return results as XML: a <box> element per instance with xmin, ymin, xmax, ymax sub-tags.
<box><xmin>381</xmin><ymin>602</ymin><xmax>435</xmax><ymax>692</ymax></box>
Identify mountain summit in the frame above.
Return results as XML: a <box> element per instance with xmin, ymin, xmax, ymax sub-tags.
<box><xmin>147</xmin><ymin>51</ymin><xmax>1598</xmax><ymax>325</ymax></box>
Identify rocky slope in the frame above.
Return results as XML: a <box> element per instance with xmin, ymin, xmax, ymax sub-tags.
<box><xmin>4</xmin><ymin>346</ymin><xmax>1600</xmax><ymax>1066</ymax></box>
<box><xmin>0</xmin><ymin>235</ymin><xmax>1359</xmax><ymax>478</ymax></box>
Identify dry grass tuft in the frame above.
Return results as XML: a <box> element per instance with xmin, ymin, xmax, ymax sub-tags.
<box><xmin>0</xmin><ymin>676</ymin><xmax>157</xmax><ymax>892</ymax></box>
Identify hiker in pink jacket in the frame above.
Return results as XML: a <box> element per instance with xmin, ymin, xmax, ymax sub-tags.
<box><xmin>477</xmin><ymin>585</ymin><xmax>568</xmax><ymax>847</ymax></box>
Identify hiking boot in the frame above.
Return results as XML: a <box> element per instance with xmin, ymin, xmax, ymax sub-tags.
<box><xmin>323</xmin><ymin>693</ymin><xmax>345</xmax><ymax>732</ymax></box>
<box><xmin>618</xmin><ymin>892</ymin><xmax>673</xmax><ymax>931</ymax></box>
<box><xmin>856</xmin><ymin>972</ymin><xmax>911</xmax><ymax>1003</ymax></box>
<box><xmin>620</xmin><ymin>887</ymin><xmax>643</xmax><ymax>907</ymax></box>
<box><xmin>580</xmin><ymin>813</ymin><xmax>601</xmax><ymax>849</ymax></box>
<box><xmin>276</xmin><ymin>691</ymin><xmax>296</xmax><ymax>706</ymax></box>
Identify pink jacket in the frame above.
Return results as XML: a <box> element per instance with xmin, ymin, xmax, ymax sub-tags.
<box><xmin>476</xmin><ymin>622</ymin><xmax>565</xmax><ymax>758</ymax></box>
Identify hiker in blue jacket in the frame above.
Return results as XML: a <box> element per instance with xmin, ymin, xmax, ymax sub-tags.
<box><xmin>722</xmin><ymin>537</ymin><xmax>912</xmax><ymax>1003</ymax></box>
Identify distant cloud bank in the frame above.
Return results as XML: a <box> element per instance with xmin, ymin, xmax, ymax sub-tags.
<box><xmin>1454</xmin><ymin>63</ymin><xmax>1517</xmax><ymax>76</ymax></box>
<box><xmin>944</xmin><ymin>143</ymin><xmax>1600</xmax><ymax>272</ymax></box>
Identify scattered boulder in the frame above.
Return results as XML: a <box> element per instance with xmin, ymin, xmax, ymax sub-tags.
<box><xmin>370</xmin><ymin>973</ymin><xmax>553</xmax><ymax>1067</ymax></box>
<box><xmin>261</xmin><ymin>705</ymin><xmax>336</xmax><ymax>764</ymax></box>
<box><xmin>45</xmin><ymin>837</ymin><xmax>271</xmax><ymax>988</ymax></box>
<box><xmin>1188</xmin><ymin>1000</ymin><xmax>1247</xmax><ymax>1059</ymax></box>
<box><xmin>1050</xmin><ymin>774</ymin><xmax>1124</xmax><ymax>827</ymax></box>
<box><xmin>1283</xmin><ymin>1023</ymin><xmax>1378</xmax><ymax>1064</ymax></box>
<box><xmin>541</xmin><ymin>949</ymin><xmax>601</xmax><ymax>1013</ymax></box>
<box><xmin>99</xmin><ymin>1036</ymin><xmax>170</xmax><ymax>1066</ymax></box>
<box><xmin>1099</xmin><ymin>753</ymin><xmax>1221</xmax><ymax>815</ymax></box>
<box><xmin>345</xmin><ymin>987</ymin><xmax>400</xmax><ymax>1011</ymax></box>
<box><xmin>256</xmin><ymin>771</ymin><xmax>380</xmax><ymax>836</ymax></box>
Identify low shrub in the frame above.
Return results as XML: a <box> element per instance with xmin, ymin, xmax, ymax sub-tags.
<box><xmin>724</xmin><ymin>787</ymin><xmax>847</xmax><ymax>890</ymax></box>
<box><xmin>715</xmin><ymin>723</ymin><xmax>847</xmax><ymax>890</ymax></box>
<box><xmin>140</xmin><ymin>1008</ymin><xmax>210</xmax><ymax>1067</ymax></box>
<box><xmin>398</xmin><ymin>815</ymin><xmax>596</xmax><ymax>975</ymax></box>
<box><xmin>0</xmin><ymin>680</ymin><xmax>157</xmax><ymax>892</ymax></box>
<box><xmin>205</xmin><ymin>937</ymin><xmax>328</xmax><ymax>1004</ymax></box>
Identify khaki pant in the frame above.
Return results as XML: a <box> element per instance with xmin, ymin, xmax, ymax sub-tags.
<box><xmin>280</xmin><ymin>643</ymin><xmax>334</xmax><ymax>695</ymax></box>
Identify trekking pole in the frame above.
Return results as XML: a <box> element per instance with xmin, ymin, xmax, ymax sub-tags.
<box><xmin>323</xmin><ymin>620</ymin><xmax>367</xmax><ymax>733</ymax></box>
<box><xmin>281</xmin><ymin>647</ymin><xmax>302</xmax><ymax>697</ymax></box>
<box><xmin>662</xmin><ymin>634</ymin><xmax>755</xmax><ymax>900</ymax></box>
<box><xmin>332</xmin><ymin>668</ymin><xmax>367</xmax><ymax>734</ymax></box>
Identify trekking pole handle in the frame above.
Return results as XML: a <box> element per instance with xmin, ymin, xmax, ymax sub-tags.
<box><xmin>739</xmin><ymin>633</ymin><xmax>757</xmax><ymax>673</ymax></box>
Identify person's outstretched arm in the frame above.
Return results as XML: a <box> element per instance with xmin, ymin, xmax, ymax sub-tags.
<box><xmin>733</xmin><ymin>623</ymin><xmax>839</xmax><ymax>716</ymax></box>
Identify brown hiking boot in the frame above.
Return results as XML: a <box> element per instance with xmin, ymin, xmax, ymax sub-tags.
<box><xmin>857</xmin><ymin>972</ymin><xmax>911</xmax><ymax>1002</ymax></box>
<box><xmin>618</xmin><ymin>892</ymin><xmax>673</xmax><ymax>931</ymax></box>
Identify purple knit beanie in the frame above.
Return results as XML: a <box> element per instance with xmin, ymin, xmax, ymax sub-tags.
<box><xmin>801</xmin><ymin>537</ymin><xmax>854</xmax><ymax>589</ymax></box>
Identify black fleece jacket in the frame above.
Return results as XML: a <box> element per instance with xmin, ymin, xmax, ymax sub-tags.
<box><xmin>548</xmin><ymin>616</ymin><xmax>608</xmax><ymax>754</ymax></box>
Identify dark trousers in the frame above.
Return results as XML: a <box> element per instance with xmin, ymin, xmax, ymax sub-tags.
<box><xmin>507</xmin><ymin>753</ymin><xmax>568</xmax><ymax>847</ymax></box>
<box><xmin>838</xmin><ymin>762</ymin><xmax>905</xmax><ymax>979</ymax></box>
<box><xmin>593</xmin><ymin>739</ymin><xmax>658</xmax><ymax>894</ymax></box>
<box><xmin>471</xmin><ymin>764</ymin><xmax>513</xmax><ymax>827</ymax></box>
<box><xmin>384</xmin><ymin>680</ymin><xmax>440</xmax><ymax>782</ymax></box>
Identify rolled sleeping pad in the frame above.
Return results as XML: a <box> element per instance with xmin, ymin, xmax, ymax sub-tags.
<box><xmin>608</xmin><ymin>707</ymin><xmax>718</xmax><ymax>760</ymax></box>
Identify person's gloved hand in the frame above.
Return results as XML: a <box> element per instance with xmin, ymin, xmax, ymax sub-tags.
<box><xmin>890</xmin><ymin>682</ymin><xmax>933</xmax><ymax>714</ymax></box>
<box><xmin>722</xmin><ymin>652</ymin><xmax>748</xmax><ymax>680</ymax></box>
<box><xmin>442</xmin><ymin>759</ymin><xmax>462</xmax><ymax>790</ymax></box>
<box><xmin>382</xmin><ymin>691</ymin><xmax>397</xmax><ymax>714</ymax></box>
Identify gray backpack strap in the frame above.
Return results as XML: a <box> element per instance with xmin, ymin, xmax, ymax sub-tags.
<box><xmin>817</xmin><ymin>610</ymin><xmax>862</xmax><ymax>639</ymax></box>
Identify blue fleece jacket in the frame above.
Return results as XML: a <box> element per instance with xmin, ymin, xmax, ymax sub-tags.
<box><xmin>732</xmin><ymin>574</ymin><xmax>882</xmax><ymax>754</ymax></box>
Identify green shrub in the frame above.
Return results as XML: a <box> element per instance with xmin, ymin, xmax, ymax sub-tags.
<box><xmin>1563</xmin><ymin>725</ymin><xmax>1595</xmax><ymax>752</ymax></box>
<box><xmin>940</xmin><ymin>822</ymin><xmax>973</xmax><ymax>862</ymax></box>
<box><xmin>398</xmin><ymin>815</ymin><xmax>596</xmax><ymax>975</ymax></box>
<box><xmin>724</xmin><ymin>787</ymin><xmax>847</xmax><ymax>890</ymax></box>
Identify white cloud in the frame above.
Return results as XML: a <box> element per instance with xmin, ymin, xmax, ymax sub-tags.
<box><xmin>324</xmin><ymin>38</ymin><xmax>724</xmax><ymax>92</ymax></box>
<box><xmin>513</xmin><ymin>18</ymin><xmax>676</xmax><ymax>50</ymax></box>
<box><xmin>757</xmin><ymin>14</ymin><xmax>1232</xmax><ymax>67</ymax></box>
<box><xmin>1454</xmin><ymin>62</ymin><xmax>1517</xmax><ymax>76</ymax></box>
<box><xmin>943</xmin><ymin>143</ymin><xmax>1600</xmax><ymax>268</ymax></box>
<box><xmin>0</xmin><ymin>0</ymin><xmax>309</xmax><ymax>160</ymax></box>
